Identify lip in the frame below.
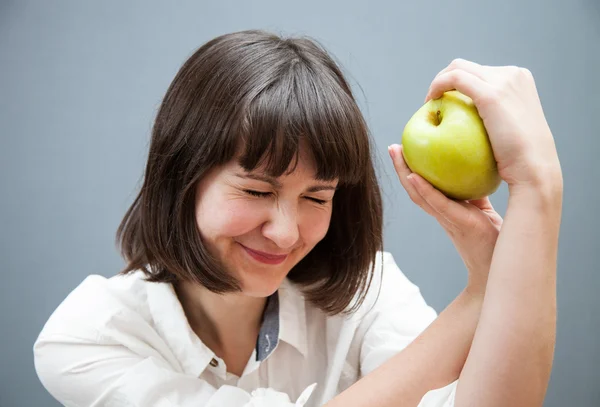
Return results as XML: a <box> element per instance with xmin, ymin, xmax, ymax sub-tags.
<box><xmin>239</xmin><ymin>244</ymin><xmax>289</xmax><ymax>265</ymax></box>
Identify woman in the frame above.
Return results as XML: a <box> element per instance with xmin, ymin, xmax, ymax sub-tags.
<box><xmin>34</xmin><ymin>29</ymin><xmax>563</xmax><ymax>406</ymax></box>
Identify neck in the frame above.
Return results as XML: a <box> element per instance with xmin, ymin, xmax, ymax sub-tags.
<box><xmin>174</xmin><ymin>281</ymin><xmax>267</xmax><ymax>356</ymax></box>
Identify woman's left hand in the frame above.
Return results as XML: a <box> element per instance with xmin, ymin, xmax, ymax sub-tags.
<box><xmin>389</xmin><ymin>144</ymin><xmax>503</xmax><ymax>295</ymax></box>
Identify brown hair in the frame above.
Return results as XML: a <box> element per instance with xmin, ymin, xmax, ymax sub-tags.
<box><xmin>116</xmin><ymin>29</ymin><xmax>383</xmax><ymax>315</ymax></box>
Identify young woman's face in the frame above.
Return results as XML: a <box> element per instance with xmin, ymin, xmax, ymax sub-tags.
<box><xmin>194</xmin><ymin>148</ymin><xmax>338</xmax><ymax>297</ymax></box>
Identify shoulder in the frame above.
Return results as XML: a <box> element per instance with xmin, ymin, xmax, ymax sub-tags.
<box><xmin>295</xmin><ymin>251</ymin><xmax>428</xmax><ymax>319</ymax></box>
<box><xmin>37</xmin><ymin>271</ymin><xmax>157</xmax><ymax>341</ymax></box>
<box><xmin>352</xmin><ymin>250</ymin><xmax>431</xmax><ymax>317</ymax></box>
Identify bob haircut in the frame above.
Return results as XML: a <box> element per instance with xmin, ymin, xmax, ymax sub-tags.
<box><xmin>117</xmin><ymin>29</ymin><xmax>383</xmax><ymax>315</ymax></box>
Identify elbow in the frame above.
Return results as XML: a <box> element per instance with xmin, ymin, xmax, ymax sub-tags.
<box><xmin>33</xmin><ymin>336</ymin><xmax>68</xmax><ymax>402</ymax></box>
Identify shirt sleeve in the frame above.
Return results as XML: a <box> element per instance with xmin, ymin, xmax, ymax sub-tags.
<box><xmin>358</xmin><ymin>251</ymin><xmax>458</xmax><ymax>407</ymax></box>
<box><xmin>34</xmin><ymin>333</ymin><xmax>317</xmax><ymax>407</ymax></box>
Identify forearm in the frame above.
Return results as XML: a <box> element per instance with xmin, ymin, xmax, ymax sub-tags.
<box><xmin>325</xmin><ymin>290</ymin><xmax>484</xmax><ymax>407</ymax></box>
<box><xmin>455</xmin><ymin>182</ymin><xmax>563</xmax><ymax>406</ymax></box>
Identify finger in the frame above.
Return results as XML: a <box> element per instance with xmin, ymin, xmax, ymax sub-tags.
<box><xmin>388</xmin><ymin>144</ymin><xmax>439</xmax><ymax>218</ymax></box>
<box><xmin>426</xmin><ymin>69</ymin><xmax>494</xmax><ymax>105</ymax></box>
<box><xmin>389</xmin><ymin>144</ymin><xmax>412</xmax><ymax>181</ymax></box>
<box><xmin>390</xmin><ymin>144</ymin><xmax>469</xmax><ymax>227</ymax></box>
<box><xmin>407</xmin><ymin>172</ymin><xmax>474</xmax><ymax>230</ymax></box>
<box><xmin>427</xmin><ymin>59</ymin><xmax>488</xmax><ymax>102</ymax></box>
<box><xmin>467</xmin><ymin>197</ymin><xmax>503</xmax><ymax>227</ymax></box>
<box><xmin>388</xmin><ymin>144</ymin><xmax>430</xmax><ymax>209</ymax></box>
<box><xmin>432</xmin><ymin>58</ymin><xmax>485</xmax><ymax>80</ymax></box>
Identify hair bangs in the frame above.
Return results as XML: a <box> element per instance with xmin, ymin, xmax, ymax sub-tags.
<box><xmin>236</xmin><ymin>60</ymin><xmax>370</xmax><ymax>185</ymax></box>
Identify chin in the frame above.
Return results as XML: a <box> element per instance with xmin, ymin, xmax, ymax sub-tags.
<box><xmin>225</xmin><ymin>245</ymin><xmax>291</xmax><ymax>297</ymax></box>
<box><xmin>243</xmin><ymin>281</ymin><xmax>282</xmax><ymax>298</ymax></box>
<box><xmin>237</xmin><ymin>269</ymin><xmax>288</xmax><ymax>297</ymax></box>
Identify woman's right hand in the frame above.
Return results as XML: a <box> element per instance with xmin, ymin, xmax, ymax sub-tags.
<box><xmin>426</xmin><ymin>59</ymin><xmax>563</xmax><ymax>195</ymax></box>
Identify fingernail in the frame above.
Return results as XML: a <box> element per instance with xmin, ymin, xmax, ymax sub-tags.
<box><xmin>387</xmin><ymin>145</ymin><xmax>393</xmax><ymax>159</ymax></box>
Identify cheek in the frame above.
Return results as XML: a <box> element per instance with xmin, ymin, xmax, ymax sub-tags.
<box><xmin>300</xmin><ymin>209</ymin><xmax>333</xmax><ymax>244</ymax></box>
<box><xmin>197</xmin><ymin>198</ymin><xmax>264</xmax><ymax>239</ymax></box>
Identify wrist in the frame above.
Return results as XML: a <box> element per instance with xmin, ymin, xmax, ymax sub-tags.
<box><xmin>508</xmin><ymin>177</ymin><xmax>563</xmax><ymax>214</ymax></box>
<box><xmin>507</xmin><ymin>163</ymin><xmax>563</xmax><ymax>201</ymax></box>
<box><xmin>462</xmin><ymin>282</ymin><xmax>487</xmax><ymax>303</ymax></box>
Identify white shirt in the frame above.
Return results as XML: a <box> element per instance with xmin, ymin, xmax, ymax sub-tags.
<box><xmin>33</xmin><ymin>251</ymin><xmax>457</xmax><ymax>407</ymax></box>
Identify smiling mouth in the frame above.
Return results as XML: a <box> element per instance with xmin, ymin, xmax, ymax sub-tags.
<box><xmin>238</xmin><ymin>244</ymin><xmax>289</xmax><ymax>265</ymax></box>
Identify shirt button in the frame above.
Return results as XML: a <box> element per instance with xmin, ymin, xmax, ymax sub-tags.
<box><xmin>210</xmin><ymin>358</ymin><xmax>219</xmax><ymax>367</ymax></box>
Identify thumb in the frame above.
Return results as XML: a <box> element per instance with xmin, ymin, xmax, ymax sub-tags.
<box><xmin>466</xmin><ymin>197</ymin><xmax>495</xmax><ymax>211</ymax></box>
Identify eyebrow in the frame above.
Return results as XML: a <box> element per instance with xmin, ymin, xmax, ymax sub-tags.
<box><xmin>235</xmin><ymin>172</ymin><xmax>338</xmax><ymax>193</ymax></box>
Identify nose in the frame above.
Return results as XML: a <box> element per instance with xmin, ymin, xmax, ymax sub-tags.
<box><xmin>261</xmin><ymin>203</ymin><xmax>300</xmax><ymax>250</ymax></box>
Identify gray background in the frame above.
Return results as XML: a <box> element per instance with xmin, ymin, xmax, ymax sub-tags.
<box><xmin>1</xmin><ymin>0</ymin><xmax>598</xmax><ymax>406</ymax></box>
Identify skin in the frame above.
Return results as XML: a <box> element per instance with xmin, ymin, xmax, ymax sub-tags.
<box><xmin>175</xmin><ymin>147</ymin><xmax>338</xmax><ymax>376</ymax></box>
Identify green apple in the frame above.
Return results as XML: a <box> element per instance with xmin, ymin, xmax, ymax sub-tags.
<box><xmin>401</xmin><ymin>90</ymin><xmax>501</xmax><ymax>201</ymax></box>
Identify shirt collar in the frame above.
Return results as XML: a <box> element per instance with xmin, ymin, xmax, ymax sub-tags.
<box><xmin>145</xmin><ymin>278</ymin><xmax>214</xmax><ymax>377</ymax></box>
<box><xmin>256</xmin><ymin>291</ymin><xmax>279</xmax><ymax>361</ymax></box>
<box><xmin>277</xmin><ymin>278</ymin><xmax>308</xmax><ymax>358</ymax></box>
<box><xmin>145</xmin><ymin>276</ymin><xmax>308</xmax><ymax>376</ymax></box>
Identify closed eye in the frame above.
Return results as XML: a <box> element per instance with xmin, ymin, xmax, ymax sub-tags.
<box><xmin>244</xmin><ymin>190</ymin><xmax>328</xmax><ymax>205</ymax></box>
<box><xmin>307</xmin><ymin>197</ymin><xmax>327</xmax><ymax>205</ymax></box>
<box><xmin>244</xmin><ymin>190</ymin><xmax>271</xmax><ymax>198</ymax></box>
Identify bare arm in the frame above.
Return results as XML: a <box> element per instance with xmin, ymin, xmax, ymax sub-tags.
<box><xmin>454</xmin><ymin>181</ymin><xmax>563</xmax><ymax>406</ymax></box>
<box><xmin>325</xmin><ymin>289</ymin><xmax>482</xmax><ymax>406</ymax></box>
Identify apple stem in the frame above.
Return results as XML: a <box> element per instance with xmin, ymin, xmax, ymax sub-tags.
<box><xmin>428</xmin><ymin>110</ymin><xmax>443</xmax><ymax>126</ymax></box>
